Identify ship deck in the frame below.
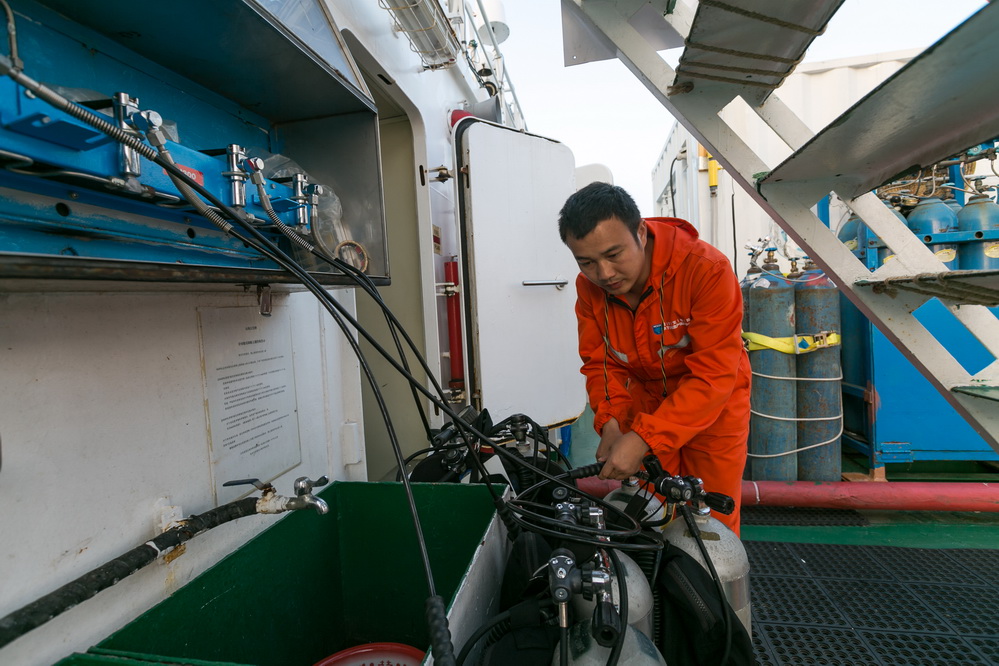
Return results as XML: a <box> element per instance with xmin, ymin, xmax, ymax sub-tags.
<box><xmin>744</xmin><ymin>507</ymin><xmax>999</xmax><ymax>665</ymax></box>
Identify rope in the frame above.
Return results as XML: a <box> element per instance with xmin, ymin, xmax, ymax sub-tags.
<box><xmin>697</xmin><ymin>0</ymin><xmax>825</xmax><ymax>35</ymax></box>
<box><xmin>746</xmin><ymin>421</ymin><xmax>845</xmax><ymax>458</ymax></box>
<box><xmin>750</xmin><ymin>410</ymin><xmax>840</xmax><ymax>423</ymax></box>
<box><xmin>756</xmin><ymin>266</ymin><xmax>824</xmax><ymax>283</ymax></box>
<box><xmin>752</xmin><ymin>371</ymin><xmax>843</xmax><ymax>382</ymax></box>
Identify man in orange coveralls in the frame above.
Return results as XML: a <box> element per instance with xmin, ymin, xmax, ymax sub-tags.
<box><xmin>558</xmin><ymin>182</ymin><xmax>751</xmax><ymax>534</ymax></box>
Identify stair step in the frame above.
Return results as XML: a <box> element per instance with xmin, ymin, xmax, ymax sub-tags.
<box><xmin>855</xmin><ymin>269</ymin><xmax>999</xmax><ymax>306</ymax></box>
<box><xmin>671</xmin><ymin>0</ymin><xmax>843</xmax><ymax>105</ymax></box>
<box><xmin>760</xmin><ymin>2</ymin><xmax>999</xmax><ymax>199</ymax></box>
<box><xmin>953</xmin><ymin>385</ymin><xmax>999</xmax><ymax>402</ymax></box>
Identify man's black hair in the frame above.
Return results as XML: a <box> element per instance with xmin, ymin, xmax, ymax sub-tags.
<box><xmin>558</xmin><ymin>182</ymin><xmax>642</xmax><ymax>243</ymax></box>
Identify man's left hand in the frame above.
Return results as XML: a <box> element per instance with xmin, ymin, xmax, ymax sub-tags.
<box><xmin>598</xmin><ymin>431</ymin><xmax>651</xmax><ymax>480</ymax></box>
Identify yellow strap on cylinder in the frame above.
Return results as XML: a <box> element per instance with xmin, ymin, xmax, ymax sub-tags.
<box><xmin>742</xmin><ymin>331</ymin><xmax>841</xmax><ymax>354</ymax></box>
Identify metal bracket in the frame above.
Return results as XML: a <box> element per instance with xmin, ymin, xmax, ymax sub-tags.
<box><xmin>257</xmin><ymin>284</ymin><xmax>272</xmax><ymax>316</ymax></box>
<box><xmin>427</xmin><ymin>165</ymin><xmax>453</xmax><ymax>182</ymax></box>
<box><xmin>435</xmin><ymin>281</ymin><xmax>459</xmax><ymax>297</ymax></box>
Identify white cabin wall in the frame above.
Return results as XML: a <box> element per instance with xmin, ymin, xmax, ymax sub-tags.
<box><xmin>0</xmin><ymin>287</ymin><xmax>364</xmax><ymax>666</ymax></box>
<box><xmin>0</xmin><ymin>0</ymin><xmax>509</xmax><ymax>661</ymax></box>
<box><xmin>331</xmin><ymin>0</ymin><xmax>504</xmax><ymax>479</ymax></box>
<box><xmin>357</xmin><ymin>112</ymin><xmax>430</xmax><ymax>481</ymax></box>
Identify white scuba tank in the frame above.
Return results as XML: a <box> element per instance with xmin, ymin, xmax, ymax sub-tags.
<box><xmin>661</xmin><ymin>506</ymin><xmax>752</xmax><ymax>634</ymax></box>
<box><xmin>570</xmin><ymin>551</ymin><xmax>654</xmax><ymax>640</ymax></box>
<box><xmin>552</xmin><ymin>622</ymin><xmax>667</xmax><ymax>666</ymax></box>
<box><xmin>604</xmin><ymin>478</ymin><xmax>672</xmax><ymax>525</ymax></box>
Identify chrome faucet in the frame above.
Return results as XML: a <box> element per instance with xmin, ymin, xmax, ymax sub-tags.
<box><xmin>222</xmin><ymin>475</ymin><xmax>330</xmax><ymax>515</ymax></box>
<box><xmin>287</xmin><ymin>475</ymin><xmax>330</xmax><ymax>514</ymax></box>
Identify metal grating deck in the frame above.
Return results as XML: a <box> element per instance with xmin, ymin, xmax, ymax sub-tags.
<box><xmin>742</xmin><ymin>505</ymin><xmax>869</xmax><ymax>526</ymax></box>
<box><xmin>746</xmin><ymin>541</ymin><xmax>999</xmax><ymax>664</ymax></box>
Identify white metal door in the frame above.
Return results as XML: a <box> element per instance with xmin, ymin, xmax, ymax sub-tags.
<box><xmin>457</xmin><ymin>120</ymin><xmax>584</xmax><ymax>426</ymax></box>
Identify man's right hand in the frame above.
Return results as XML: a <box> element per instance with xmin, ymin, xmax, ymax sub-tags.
<box><xmin>596</xmin><ymin>417</ymin><xmax>623</xmax><ymax>462</ymax></box>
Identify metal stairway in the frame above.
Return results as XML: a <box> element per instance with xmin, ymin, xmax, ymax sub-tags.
<box><xmin>562</xmin><ymin>0</ymin><xmax>999</xmax><ymax>453</ymax></box>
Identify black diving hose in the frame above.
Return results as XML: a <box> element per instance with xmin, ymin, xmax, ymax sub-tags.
<box><xmin>0</xmin><ymin>39</ymin><xmax>645</xmax><ymax>665</ymax></box>
<box><xmin>606</xmin><ymin>548</ymin><xmax>628</xmax><ymax>666</ymax></box>
<box><xmin>455</xmin><ymin>598</ymin><xmax>555</xmax><ymax>666</ymax></box>
<box><xmin>0</xmin><ymin>497</ymin><xmax>259</xmax><ymax>649</ymax></box>
<box><xmin>678</xmin><ymin>504</ymin><xmax>732</xmax><ymax>666</ymax></box>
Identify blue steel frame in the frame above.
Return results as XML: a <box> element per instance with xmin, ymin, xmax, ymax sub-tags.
<box><xmin>0</xmin><ymin>0</ymin><xmax>384</xmax><ymax>283</ymax></box>
<box><xmin>842</xmin><ymin>225</ymin><xmax>999</xmax><ymax>467</ymax></box>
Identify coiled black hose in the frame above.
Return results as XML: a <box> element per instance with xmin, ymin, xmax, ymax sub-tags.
<box><xmin>455</xmin><ymin>599</ymin><xmax>555</xmax><ymax>666</ymax></box>
<box><xmin>426</xmin><ymin>595</ymin><xmax>457</xmax><ymax>666</ymax></box>
<box><xmin>652</xmin><ymin>587</ymin><xmax>664</xmax><ymax>649</ymax></box>
<box><xmin>0</xmin><ymin>498</ymin><xmax>259</xmax><ymax>649</ymax></box>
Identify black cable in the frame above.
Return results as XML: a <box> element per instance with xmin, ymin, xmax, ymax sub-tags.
<box><xmin>526</xmin><ymin>416</ymin><xmax>573</xmax><ymax>471</ymax></box>
<box><xmin>637</xmin><ymin>478</ymin><xmax>668</xmax><ymax>521</ymax></box>
<box><xmin>0</xmin><ymin>50</ymin><xmax>658</xmax><ymax>557</ymax></box>
<box><xmin>311</xmin><ymin>256</ymin><xmax>499</xmax><ymax>494</ymax></box>
<box><xmin>395</xmin><ymin>442</ymin><xmax>470</xmax><ymax>482</ymax></box>
<box><xmin>316</xmin><ymin>248</ymin><xmax>435</xmax><ymax>441</ymax></box>
<box><xmin>508</xmin><ymin>485</ymin><xmax>650</xmax><ymax>543</ymax></box>
<box><xmin>455</xmin><ymin>598</ymin><xmax>554</xmax><ymax>666</ymax></box>
<box><xmin>560</xmin><ymin>624</ymin><xmax>569</xmax><ymax>666</ymax></box>
<box><xmin>504</xmin><ymin>513</ymin><xmax>663</xmax><ymax>554</ymax></box>
<box><xmin>730</xmin><ymin>192</ymin><xmax>738</xmax><ymax>270</ymax></box>
<box><xmin>251</xmin><ymin>175</ymin><xmax>437</xmax><ymax>448</ymax></box>
<box><xmin>167</xmin><ymin>153</ymin><xmax>457</xmax><ymax>664</ymax></box>
<box><xmin>606</xmin><ymin>549</ymin><xmax>628</xmax><ymax>666</ymax></box>
<box><xmin>0</xmin><ymin>36</ymin><xmax>647</xmax><ymax>665</ymax></box>
<box><xmin>0</xmin><ymin>497</ymin><xmax>259</xmax><ymax>649</ymax></box>
<box><xmin>155</xmin><ymin>145</ymin><xmax>441</xmax><ymax>591</ymax></box>
<box><xmin>679</xmin><ymin>504</ymin><xmax>732</xmax><ymax>666</ymax></box>
<box><xmin>317</xmin><ymin>251</ymin><xmax>503</xmax><ymax>487</ymax></box>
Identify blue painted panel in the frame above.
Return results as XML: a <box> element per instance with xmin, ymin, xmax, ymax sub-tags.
<box><xmin>868</xmin><ymin>300</ymin><xmax>999</xmax><ymax>462</ymax></box>
<box><xmin>0</xmin><ymin>0</ymin><xmax>384</xmax><ymax>281</ymax></box>
<box><xmin>840</xmin><ymin>213</ymin><xmax>999</xmax><ymax>465</ymax></box>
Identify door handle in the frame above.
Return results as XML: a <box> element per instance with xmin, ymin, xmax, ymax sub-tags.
<box><xmin>522</xmin><ymin>279</ymin><xmax>569</xmax><ymax>290</ymax></box>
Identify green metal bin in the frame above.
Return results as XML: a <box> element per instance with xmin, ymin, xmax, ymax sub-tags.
<box><xmin>56</xmin><ymin>482</ymin><xmax>507</xmax><ymax>666</ymax></box>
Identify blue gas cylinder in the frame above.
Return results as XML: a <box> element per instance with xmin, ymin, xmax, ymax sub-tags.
<box><xmin>858</xmin><ymin>202</ymin><xmax>908</xmax><ymax>268</ymax></box>
<box><xmin>746</xmin><ymin>250</ymin><xmax>796</xmax><ymax>481</ymax></box>
<box><xmin>945</xmin><ymin>197</ymin><xmax>963</xmax><ymax>216</ymax></box>
<box><xmin>740</xmin><ymin>261</ymin><xmax>762</xmax><ymax>332</ymax></box>
<box><xmin>957</xmin><ymin>193</ymin><xmax>999</xmax><ymax>270</ymax></box>
<box><xmin>794</xmin><ymin>259</ymin><xmax>842</xmax><ymax>482</ymax></box>
<box><xmin>837</xmin><ymin>213</ymin><xmax>862</xmax><ymax>255</ymax></box>
<box><xmin>907</xmin><ymin>197</ymin><xmax>959</xmax><ymax>268</ymax></box>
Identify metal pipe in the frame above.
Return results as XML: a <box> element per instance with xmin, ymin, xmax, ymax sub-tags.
<box><xmin>444</xmin><ymin>260</ymin><xmax>465</xmax><ymax>391</ymax></box>
<box><xmin>741</xmin><ymin>480</ymin><xmax>999</xmax><ymax>512</ymax></box>
<box><xmin>578</xmin><ymin>477</ymin><xmax>999</xmax><ymax>513</ymax></box>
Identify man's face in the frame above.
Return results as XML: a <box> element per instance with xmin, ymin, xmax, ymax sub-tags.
<box><xmin>566</xmin><ymin>216</ymin><xmax>648</xmax><ymax>297</ymax></box>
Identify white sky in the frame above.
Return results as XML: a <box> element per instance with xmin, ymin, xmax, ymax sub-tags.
<box><xmin>498</xmin><ymin>0</ymin><xmax>987</xmax><ymax>216</ymax></box>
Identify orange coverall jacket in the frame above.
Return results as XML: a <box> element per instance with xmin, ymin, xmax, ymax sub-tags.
<box><xmin>575</xmin><ymin>217</ymin><xmax>751</xmax><ymax>525</ymax></box>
